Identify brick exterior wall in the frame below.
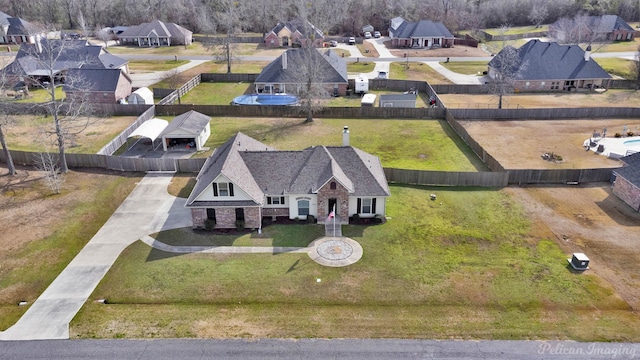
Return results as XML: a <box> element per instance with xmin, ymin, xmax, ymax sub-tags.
<box><xmin>317</xmin><ymin>180</ymin><xmax>349</xmax><ymax>224</ymax></box>
<box><xmin>612</xmin><ymin>176</ymin><xmax>640</xmax><ymax>212</ymax></box>
<box><xmin>191</xmin><ymin>208</ymin><xmax>207</xmax><ymax>228</ymax></box>
<box><xmin>191</xmin><ymin>207</ymin><xmax>262</xmax><ymax>229</ymax></box>
<box><xmin>262</xmin><ymin>207</ymin><xmax>290</xmax><ymax>217</ymax></box>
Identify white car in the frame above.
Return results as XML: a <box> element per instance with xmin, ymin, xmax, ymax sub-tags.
<box><xmin>374</xmin><ymin>31</ymin><xmax>381</xmax><ymax>38</ymax></box>
<box><xmin>377</xmin><ymin>71</ymin><xmax>388</xmax><ymax>79</ymax></box>
<box><xmin>364</xmin><ymin>32</ymin><xmax>372</xmax><ymax>39</ymax></box>
<box><xmin>348</xmin><ymin>37</ymin><xmax>356</xmax><ymax>45</ymax></box>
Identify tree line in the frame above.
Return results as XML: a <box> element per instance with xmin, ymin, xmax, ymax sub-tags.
<box><xmin>3</xmin><ymin>0</ymin><xmax>640</xmax><ymax>36</ymax></box>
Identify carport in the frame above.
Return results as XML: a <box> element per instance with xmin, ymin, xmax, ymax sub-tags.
<box><xmin>127</xmin><ymin>118</ymin><xmax>169</xmax><ymax>151</ymax></box>
<box><xmin>161</xmin><ymin>110</ymin><xmax>211</xmax><ymax>151</ymax></box>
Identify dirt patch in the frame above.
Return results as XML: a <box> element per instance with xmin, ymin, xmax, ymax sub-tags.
<box><xmin>388</xmin><ymin>43</ymin><xmax>490</xmax><ymax>58</ymax></box>
<box><xmin>440</xmin><ymin>91</ymin><xmax>640</xmax><ymax>109</ymax></box>
<box><xmin>459</xmin><ymin>119</ymin><xmax>640</xmax><ymax>169</ymax></box>
<box><xmin>505</xmin><ymin>184</ymin><xmax>640</xmax><ymax>311</ymax></box>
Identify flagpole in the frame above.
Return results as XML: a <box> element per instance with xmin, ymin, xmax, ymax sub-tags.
<box><xmin>333</xmin><ymin>204</ymin><xmax>336</xmax><ymax>236</ymax></box>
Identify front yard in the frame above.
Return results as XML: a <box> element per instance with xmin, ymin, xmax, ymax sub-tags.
<box><xmin>70</xmin><ymin>184</ymin><xmax>640</xmax><ymax>340</ymax></box>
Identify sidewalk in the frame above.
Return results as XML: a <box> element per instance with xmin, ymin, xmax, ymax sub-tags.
<box><xmin>0</xmin><ymin>174</ymin><xmax>192</xmax><ymax>341</ymax></box>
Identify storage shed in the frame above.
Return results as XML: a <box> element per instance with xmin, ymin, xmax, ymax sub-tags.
<box><xmin>568</xmin><ymin>253</ymin><xmax>590</xmax><ymax>271</ymax></box>
<box><xmin>161</xmin><ymin>110</ymin><xmax>211</xmax><ymax>151</ymax></box>
<box><xmin>127</xmin><ymin>87</ymin><xmax>154</xmax><ymax>105</ymax></box>
<box><xmin>361</xmin><ymin>93</ymin><xmax>376</xmax><ymax>107</ymax></box>
<box><xmin>379</xmin><ymin>93</ymin><xmax>417</xmax><ymax>108</ymax></box>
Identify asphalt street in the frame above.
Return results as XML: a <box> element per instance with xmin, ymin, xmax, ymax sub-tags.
<box><xmin>0</xmin><ymin>339</ymin><xmax>639</xmax><ymax>360</ymax></box>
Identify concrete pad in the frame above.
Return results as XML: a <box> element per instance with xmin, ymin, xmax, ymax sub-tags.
<box><xmin>307</xmin><ymin>237</ymin><xmax>363</xmax><ymax>267</ymax></box>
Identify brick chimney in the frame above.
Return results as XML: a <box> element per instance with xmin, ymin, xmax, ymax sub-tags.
<box><xmin>342</xmin><ymin>126</ymin><xmax>350</xmax><ymax>146</ymax></box>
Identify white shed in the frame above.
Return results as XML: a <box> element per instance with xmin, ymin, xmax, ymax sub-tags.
<box><xmin>361</xmin><ymin>93</ymin><xmax>376</xmax><ymax>107</ymax></box>
<box><xmin>127</xmin><ymin>87</ymin><xmax>154</xmax><ymax>105</ymax></box>
<box><xmin>355</xmin><ymin>74</ymin><xmax>369</xmax><ymax>94</ymax></box>
<box><xmin>379</xmin><ymin>93</ymin><xmax>417</xmax><ymax>108</ymax></box>
<box><xmin>161</xmin><ymin>110</ymin><xmax>211</xmax><ymax>151</ymax></box>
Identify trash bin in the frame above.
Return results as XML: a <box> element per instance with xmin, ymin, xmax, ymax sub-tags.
<box><xmin>346</xmin><ymin>89</ymin><xmax>352</xmax><ymax>96</ymax></box>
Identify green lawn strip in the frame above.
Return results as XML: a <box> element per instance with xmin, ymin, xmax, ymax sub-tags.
<box><xmin>440</xmin><ymin>61</ymin><xmax>488</xmax><ymax>75</ymax></box>
<box><xmin>390</xmin><ymin>62</ymin><xmax>453</xmax><ymax>84</ymax></box>
<box><xmin>483</xmin><ymin>25</ymin><xmax>548</xmax><ymax>36</ymax></box>
<box><xmin>0</xmin><ymin>172</ymin><xmax>142</xmax><ymax>331</ymax></box>
<box><xmin>72</xmin><ymin>186</ymin><xmax>638</xmax><ymax>340</ymax></box>
<box><xmin>150</xmin><ymin>224</ymin><xmax>323</xmax><ymax>247</ymax></box>
<box><xmin>594</xmin><ymin>39</ymin><xmax>640</xmax><ymax>52</ymax></box>
<box><xmin>16</xmin><ymin>87</ymin><xmax>65</xmax><ymax>103</ymax></box>
<box><xmin>179</xmin><ymin>82</ymin><xmax>254</xmax><ymax>104</ymax></box>
<box><xmin>128</xmin><ymin>60</ymin><xmax>189</xmax><ymax>72</ymax></box>
<box><xmin>595</xmin><ymin>57</ymin><xmax>634</xmax><ymax>80</ymax></box>
<box><xmin>201</xmin><ymin>118</ymin><xmax>486</xmax><ymax>171</ymax></box>
<box><xmin>347</xmin><ymin>61</ymin><xmax>375</xmax><ymax>74</ymax></box>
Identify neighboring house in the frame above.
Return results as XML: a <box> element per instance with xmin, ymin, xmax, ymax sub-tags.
<box><xmin>612</xmin><ymin>152</ymin><xmax>640</xmax><ymax>212</ymax></box>
<box><xmin>550</xmin><ymin>15</ymin><xmax>637</xmax><ymax>43</ymax></box>
<box><xmin>117</xmin><ymin>19</ymin><xmax>192</xmax><ymax>47</ymax></box>
<box><xmin>185</xmin><ymin>131</ymin><xmax>390</xmax><ymax>230</ymax></box>
<box><xmin>2</xmin><ymin>38</ymin><xmax>129</xmax><ymax>88</ymax></box>
<box><xmin>264</xmin><ymin>18</ymin><xmax>324</xmax><ymax>48</ymax></box>
<box><xmin>253</xmin><ymin>48</ymin><xmax>348</xmax><ymax>96</ymax></box>
<box><xmin>63</xmin><ymin>68</ymin><xmax>132</xmax><ymax>104</ymax></box>
<box><xmin>161</xmin><ymin>110</ymin><xmax>211</xmax><ymax>151</ymax></box>
<box><xmin>488</xmin><ymin>39</ymin><xmax>611</xmax><ymax>92</ymax></box>
<box><xmin>379</xmin><ymin>93</ymin><xmax>417</xmax><ymax>108</ymax></box>
<box><xmin>0</xmin><ymin>11</ymin><xmax>42</xmax><ymax>45</ymax></box>
<box><xmin>388</xmin><ymin>16</ymin><xmax>454</xmax><ymax>49</ymax></box>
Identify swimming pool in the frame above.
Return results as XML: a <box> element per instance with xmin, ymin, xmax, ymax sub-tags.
<box><xmin>231</xmin><ymin>94</ymin><xmax>299</xmax><ymax>106</ymax></box>
<box><xmin>623</xmin><ymin>139</ymin><xmax>640</xmax><ymax>152</ymax></box>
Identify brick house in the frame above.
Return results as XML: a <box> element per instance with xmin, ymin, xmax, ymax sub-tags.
<box><xmin>0</xmin><ymin>11</ymin><xmax>42</xmax><ymax>45</ymax></box>
<box><xmin>612</xmin><ymin>152</ymin><xmax>640</xmax><ymax>212</ymax></box>
<box><xmin>63</xmin><ymin>68</ymin><xmax>132</xmax><ymax>104</ymax></box>
<box><xmin>117</xmin><ymin>19</ymin><xmax>192</xmax><ymax>47</ymax></box>
<box><xmin>550</xmin><ymin>15</ymin><xmax>637</xmax><ymax>43</ymax></box>
<box><xmin>264</xmin><ymin>19</ymin><xmax>324</xmax><ymax>48</ymax></box>
<box><xmin>185</xmin><ymin>130</ymin><xmax>390</xmax><ymax>230</ymax></box>
<box><xmin>488</xmin><ymin>39</ymin><xmax>611</xmax><ymax>92</ymax></box>
<box><xmin>254</xmin><ymin>48</ymin><xmax>348</xmax><ymax>96</ymax></box>
<box><xmin>388</xmin><ymin>16</ymin><xmax>454</xmax><ymax>49</ymax></box>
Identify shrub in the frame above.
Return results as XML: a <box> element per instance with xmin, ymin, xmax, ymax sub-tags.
<box><xmin>628</xmin><ymin>131</ymin><xmax>635</xmax><ymax>137</ymax></box>
<box><xmin>374</xmin><ymin>214</ymin><xmax>385</xmax><ymax>224</ymax></box>
<box><xmin>615</xmin><ymin>133</ymin><xmax>622</xmax><ymax>138</ymax></box>
<box><xmin>352</xmin><ymin>214</ymin><xmax>360</xmax><ymax>223</ymax></box>
<box><xmin>235</xmin><ymin>220</ymin><xmax>245</xmax><ymax>231</ymax></box>
<box><xmin>306</xmin><ymin>215</ymin><xmax>316</xmax><ymax>224</ymax></box>
<box><xmin>204</xmin><ymin>219</ymin><xmax>216</xmax><ymax>231</ymax></box>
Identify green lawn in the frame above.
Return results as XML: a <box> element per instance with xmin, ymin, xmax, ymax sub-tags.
<box><xmin>390</xmin><ymin>62</ymin><xmax>452</xmax><ymax>84</ymax></box>
<box><xmin>70</xmin><ymin>185</ymin><xmax>640</xmax><ymax>340</ymax></box>
<box><xmin>16</xmin><ymin>87</ymin><xmax>65</xmax><ymax>103</ymax></box>
<box><xmin>347</xmin><ymin>61</ymin><xmax>376</xmax><ymax>74</ymax></box>
<box><xmin>595</xmin><ymin>58</ymin><xmax>634</xmax><ymax>79</ymax></box>
<box><xmin>483</xmin><ymin>25</ymin><xmax>548</xmax><ymax>36</ymax></box>
<box><xmin>179</xmin><ymin>82</ymin><xmax>254</xmax><ymax>104</ymax></box>
<box><xmin>198</xmin><ymin>118</ymin><xmax>486</xmax><ymax>171</ymax></box>
<box><xmin>440</xmin><ymin>61</ymin><xmax>488</xmax><ymax>75</ymax></box>
<box><xmin>128</xmin><ymin>60</ymin><xmax>189</xmax><ymax>72</ymax></box>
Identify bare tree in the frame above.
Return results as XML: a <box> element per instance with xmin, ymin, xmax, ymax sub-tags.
<box><xmin>161</xmin><ymin>68</ymin><xmax>184</xmax><ymax>104</ymax></box>
<box><xmin>206</xmin><ymin>0</ymin><xmax>243</xmax><ymax>74</ymax></box>
<box><xmin>0</xmin><ymin>70</ymin><xmax>17</xmax><ymax>176</ymax></box>
<box><xmin>528</xmin><ymin>3</ymin><xmax>549</xmax><ymax>28</ymax></box>
<box><xmin>631</xmin><ymin>45</ymin><xmax>640</xmax><ymax>90</ymax></box>
<box><xmin>33</xmin><ymin>151</ymin><xmax>65</xmax><ymax>194</ymax></box>
<box><xmin>95</xmin><ymin>25</ymin><xmax>110</xmax><ymax>48</ymax></box>
<box><xmin>486</xmin><ymin>45</ymin><xmax>528</xmax><ymax>109</ymax></box>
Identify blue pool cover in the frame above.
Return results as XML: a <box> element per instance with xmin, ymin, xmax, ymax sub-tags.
<box><xmin>232</xmin><ymin>94</ymin><xmax>299</xmax><ymax>106</ymax></box>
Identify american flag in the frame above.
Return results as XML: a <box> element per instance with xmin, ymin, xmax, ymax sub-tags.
<box><xmin>327</xmin><ymin>210</ymin><xmax>335</xmax><ymax>221</ymax></box>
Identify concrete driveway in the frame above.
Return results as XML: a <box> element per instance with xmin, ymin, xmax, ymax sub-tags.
<box><xmin>0</xmin><ymin>174</ymin><xmax>192</xmax><ymax>340</ymax></box>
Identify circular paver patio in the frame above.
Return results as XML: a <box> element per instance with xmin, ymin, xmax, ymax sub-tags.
<box><xmin>307</xmin><ymin>237</ymin><xmax>363</xmax><ymax>267</ymax></box>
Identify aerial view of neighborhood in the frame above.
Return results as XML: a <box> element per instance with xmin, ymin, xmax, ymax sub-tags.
<box><xmin>1</xmin><ymin>0</ymin><xmax>640</xmax><ymax>356</ymax></box>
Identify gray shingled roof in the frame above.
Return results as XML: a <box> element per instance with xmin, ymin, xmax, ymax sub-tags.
<box><xmin>4</xmin><ymin>39</ymin><xmax>127</xmax><ymax>77</ymax></box>
<box><xmin>162</xmin><ymin>110</ymin><xmax>210</xmax><ymax>136</ymax></box>
<box><xmin>589</xmin><ymin>15</ymin><xmax>634</xmax><ymax>33</ymax></box>
<box><xmin>254</xmin><ymin>48</ymin><xmax>347</xmax><ymax>84</ymax></box>
<box><xmin>615</xmin><ymin>152</ymin><xmax>640</xmax><ymax>187</ymax></box>
<box><xmin>186</xmin><ymin>133</ymin><xmax>390</xmax><ymax>208</ymax></box>
<box><xmin>0</xmin><ymin>11</ymin><xmax>39</xmax><ymax>36</ymax></box>
<box><xmin>62</xmin><ymin>68</ymin><xmax>128</xmax><ymax>92</ymax></box>
<box><xmin>489</xmin><ymin>40</ymin><xmax>611</xmax><ymax>81</ymax></box>
<box><xmin>391</xmin><ymin>19</ymin><xmax>454</xmax><ymax>39</ymax></box>
<box><xmin>118</xmin><ymin>19</ymin><xmax>191</xmax><ymax>40</ymax></box>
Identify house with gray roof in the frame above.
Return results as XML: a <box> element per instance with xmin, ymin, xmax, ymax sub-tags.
<box><xmin>185</xmin><ymin>131</ymin><xmax>390</xmax><ymax>230</ymax></box>
<box><xmin>388</xmin><ymin>16</ymin><xmax>454</xmax><ymax>49</ymax></box>
<box><xmin>63</xmin><ymin>68</ymin><xmax>132</xmax><ymax>104</ymax></box>
<box><xmin>254</xmin><ymin>48</ymin><xmax>348</xmax><ymax>96</ymax></box>
<box><xmin>161</xmin><ymin>110</ymin><xmax>211</xmax><ymax>151</ymax></box>
<box><xmin>550</xmin><ymin>15</ymin><xmax>637</xmax><ymax>43</ymax></box>
<box><xmin>2</xmin><ymin>38</ymin><xmax>129</xmax><ymax>89</ymax></box>
<box><xmin>612</xmin><ymin>152</ymin><xmax>640</xmax><ymax>212</ymax></box>
<box><xmin>0</xmin><ymin>11</ymin><xmax>42</xmax><ymax>45</ymax></box>
<box><xmin>117</xmin><ymin>19</ymin><xmax>192</xmax><ymax>47</ymax></box>
<box><xmin>264</xmin><ymin>18</ymin><xmax>324</xmax><ymax>48</ymax></box>
<box><xmin>488</xmin><ymin>39</ymin><xmax>611</xmax><ymax>92</ymax></box>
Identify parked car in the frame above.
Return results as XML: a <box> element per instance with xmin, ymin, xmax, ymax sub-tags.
<box><xmin>364</xmin><ymin>32</ymin><xmax>372</xmax><ymax>39</ymax></box>
<box><xmin>329</xmin><ymin>40</ymin><xmax>338</xmax><ymax>47</ymax></box>
<box><xmin>348</xmin><ymin>37</ymin><xmax>356</xmax><ymax>45</ymax></box>
<box><xmin>374</xmin><ymin>31</ymin><xmax>381</xmax><ymax>38</ymax></box>
<box><xmin>377</xmin><ymin>71</ymin><xmax>388</xmax><ymax>79</ymax></box>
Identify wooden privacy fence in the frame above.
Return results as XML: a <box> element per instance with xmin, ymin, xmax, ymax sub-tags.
<box><xmin>385</xmin><ymin>168</ymin><xmax>509</xmax><ymax>187</ymax></box>
<box><xmin>507</xmin><ymin>168</ymin><xmax>616</xmax><ymax>184</ymax></box>
<box><xmin>448</xmin><ymin>107</ymin><xmax>640</xmax><ymax>120</ymax></box>
<box><xmin>97</xmin><ymin>105</ymin><xmax>156</xmax><ymax>155</ymax></box>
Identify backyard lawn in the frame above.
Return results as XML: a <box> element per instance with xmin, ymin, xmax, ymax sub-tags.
<box><xmin>70</xmin><ymin>185</ymin><xmax>640</xmax><ymax>340</ymax></box>
<box><xmin>390</xmin><ymin>62</ymin><xmax>452</xmax><ymax>84</ymax></box>
<box><xmin>128</xmin><ymin>60</ymin><xmax>189</xmax><ymax>72</ymax></box>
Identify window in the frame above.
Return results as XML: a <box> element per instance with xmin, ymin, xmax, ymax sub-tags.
<box><xmin>213</xmin><ymin>182</ymin><xmax>234</xmax><ymax>197</ymax></box>
<box><xmin>298</xmin><ymin>199</ymin><xmax>310</xmax><ymax>216</ymax></box>
<box><xmin>330</xmin><ymin>181</ymin><xmax>337</xmax><ymax>190</ymax></box>
<box><xmin>357</xmin><ymin>198</ymin><xmax>377</xmax><ymax>214</ymax></box>
<box><xmin>206</xmin><ymin>208</ymin><xmax>216</xmax><ymax>221</ymax></box>
<box><xmin>267</xmin><ymin>196</ymin><xmax>285</xmax><ymax>205</ymax></box>
<box><xmin>551</xmin><ymin>81</ymin><xmax>559</xmax><ymax>90</ymax></box>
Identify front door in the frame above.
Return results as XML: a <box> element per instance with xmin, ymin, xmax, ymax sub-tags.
<box><xmin>328</xmin><ymin>198</ymin><xmax>337</xmax><ymax>216</ymax></box>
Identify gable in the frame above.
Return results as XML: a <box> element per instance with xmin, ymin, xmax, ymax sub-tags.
<box><xmin>254</xmin><ymin>48</ymin><xmax>348</xmax><ymax>84</ymax></box>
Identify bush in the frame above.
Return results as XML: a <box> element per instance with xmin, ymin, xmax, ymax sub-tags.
<box><xmin>628</xmin><ymin>131</ymin><xmax>635</xmax><ymax>137</ymax></box>
<box><xmin>352</xmin><ymin>214</ymin><xmax>360</xmax><ymax>223</ymax></box>
<box><xmin>374</xmin><ymin>214</ymin><xmax>385</xmax><ymax>224</ymax></box>
<box><xmin>235</xmin><ymin>220</ymin><xmax>245</xmax><ymax>231</ymax></box>
<box><xmin>615</xmin><ymin>133</ymin><xmax>622</xmax><ymax>138</ymax></box>
<box><xmin>204</xmin><ymin>219</ymin><xmax>216</xmax><ymax>231</ymax></box>
<box><xmin>306</xmin><ymin>215</ymin><xmax>316</xmax><ymax>224</ymax></box>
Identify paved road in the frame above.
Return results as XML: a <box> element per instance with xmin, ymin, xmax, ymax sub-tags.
<box><xmin>0</xmin><ymin>339</ymin><xmax>638</xmax><ymax>359</ymax></box>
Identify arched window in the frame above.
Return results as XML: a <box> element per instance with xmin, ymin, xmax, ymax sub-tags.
<box><xmin>298</xmin><ymin>199</ymin><xmax>310</xmax><ymax>216</ymax></box>
<box><xmin>330</xmin><ymin>181</ymin><xmax>337</xmax><ymax>190</ymax></box>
